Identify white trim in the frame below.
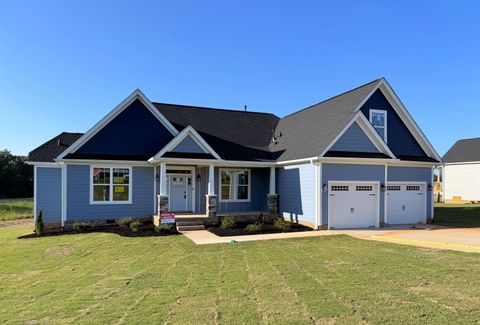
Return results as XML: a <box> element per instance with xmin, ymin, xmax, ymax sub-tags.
<box><xmin>319</xmin><ymin>157</ymin><xmax>439</xmax><ymax>167</ymax></box>
<box><xmin>386</xmin><ymin>181</ymin><xmax>428</xmax><ymax>224</ymax></box>
<box><xmin>443</xmin><ymin>161</ymin><xmax>480</xmax><ymax>166</ymax></box>
<box><xmin>56</xmin><ymin>89</ymin><xmax>178</xmax><ymax>160</ymax></box>
<box><xmin>26</xmin><ymin>161</ymin><xmax>62</xmax><ymax>167</ymax></box>
<box><xmin>384</xmin><ymin>164</ymin><xmax>388</xmax><ymax>224</ymax></box>
<box><xmin>269</xmin><ymin>167</ymin><xmax>276</xmax><ymax>195</ymax></box>
<box><xmin>208</xmin><ymin>164</ymin><xmax>215</xmax><ymax>195</ymax></box>
<box><xmin>61</xmin><ymin>165</ymin><xmax>67</xmax><ymax>226</ymax></box>
<box><xmin>61</xmin><ymin>159</ymin><xmax>151</xmax><ymax>166</ymax></box>
<box><xmin>431</xmin><ymin>167</ymin><xmax>434</xmax><ymax>219</ymax></box>
<box><xmin>327</xmin><ymin>180</ymin><xmax>381</xmax><ymax>229</ymax></box>
<box><xmin>153</xmin><ymin>166</ymin><xmax>157</xmax><ymax>214</ymax></box>
<box><xmin>152</xmin><ymin>157</ymin><xmax>275</xmax><ymax>167</ymax></box>
<box><xmin>276</xmin><ymin>157</ymin><xmax>319</xmax><ymax>166</ymax></box>
<box><xmin>159</xmin><ymin>163</ymin><xmax>167</xmax><ymax>196</ymax></box>
<box><xmin>89</xmin><ymin>165</ymin><xmax>133</xmax><ymax>204</ymax></box>
<box><xmin>166</xmin><ymin>165</ymin><xmax>195</xmax><ymax>212</ymax></box>
<box><xmin>33</xmin><ymin>165</ymin><xmax>37</xmax><ymax>222</ymax></box>
<box><xmin>314</xmin><ymin>162</ymin><xmax>322</xmax><ymax>229</ymax></box>
<box><xmin>369</xmin><ymin>109</ymin><xmax>387</xmax><ymax>143</ymax></box>
<box><xmin>218</xmin><ymin>168</ymin><xmax>251</xmax><ymax>203</ymax></box>
<box><xmin>151</xmin><ymin>125</ymin><xmax>221</xmax><ymax>160</ymax></box>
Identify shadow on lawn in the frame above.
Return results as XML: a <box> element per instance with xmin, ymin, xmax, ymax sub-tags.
<box><xmin>18</xmin><ymin>223</ymin><xmax>180</xmax><ymax>239</ymax></box>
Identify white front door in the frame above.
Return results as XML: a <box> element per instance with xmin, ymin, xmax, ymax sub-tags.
<box><xmin>387</xmin><ymin>183</ymin><xmax>426</xmax><ymax>224</ymax></box>
<box><xmin>329</xmin><ymin>182</ymin><xmax>379</xmax><ymax>229</ymax></box>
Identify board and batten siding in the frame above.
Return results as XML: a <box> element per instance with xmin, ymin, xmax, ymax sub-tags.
<box><xmin>66</xmin><ymin>165</ymin><xmax>155</xmax><ymax>221</ymax></box>
<box><xmin>443</xmin><ymin>164</ymin><xmax>480</xmax><ymax>201</ymax></box>
<box><xmin>36</xmin><ymin>167</ymin><xmax>62</xmax><ymax>224</ymax></box>
<box><xmin>322</xmin><ymin>163</ymin><xmax>385</xmax><ymax>225</ymax></box>
<box><xmin>387</xmin><ymin>166</ymin><xmax>433</xmax><ymax>218</ymax></box>
<box><xmin>277</xmin><ymin>164</ymin><xmax>316</xmax><ymax>225</ymax></box>
<box><xmin>330</xmin><ymin>122</ymin><xmax>379</xmax><ymax>153</ymax></box>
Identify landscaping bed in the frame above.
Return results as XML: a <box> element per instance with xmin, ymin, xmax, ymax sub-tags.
<box><xmin>208</xmin><ymin>221</ymin><xmax>313</xmax><ymax>237</ymax></box>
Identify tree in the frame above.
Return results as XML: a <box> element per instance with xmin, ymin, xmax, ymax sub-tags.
<box><xmin>35</xmin><ymin>209</ymin><xmax>44</xmax><ymax>235</ymax></box>
<box><xmin>0</xmin><ymin>150</ymin><xmax>33</xmax><ymax>198</ymax></box>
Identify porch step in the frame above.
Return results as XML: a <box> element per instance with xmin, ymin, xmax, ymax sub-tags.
<box><xmin>176</xmin><ymin>220</ymin><xmax>205</xmax><ymax>227</ymax></box>
<box><xmin>177</xmin><ymin>224</ymin><xmax>205</xmax><ymax>231</ymax></box>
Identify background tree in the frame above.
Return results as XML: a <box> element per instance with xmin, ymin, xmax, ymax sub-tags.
<box><xmin>0</xmin><ymin>150</ymin><xmax>33</xmax><ymax>198</ymax></box>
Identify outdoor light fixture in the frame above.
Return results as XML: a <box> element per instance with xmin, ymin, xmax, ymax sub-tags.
<box><xmin>381</xmin><ymin>184</ymin><xmax>386</xmax><ymax>191</ymax></box>
<box><xmin>428</xmin><ymin>184</ymin><xmax>433</xmax><ymax>191</ymax></box>
<box><xmin>196</xmin><ymin>174</ymin><xmax>201</xmax><ymax>182</ymax></box>
<box><xmin>323</xmin><ymin>184</ymin><xmax>328</xmax><ymax>192</ymax></box>
<box><xmin>156</xmin><ymin>174</ymin><xmax>160</xmax><ymax>182</ymax></box>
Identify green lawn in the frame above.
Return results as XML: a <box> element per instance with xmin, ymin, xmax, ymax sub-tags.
<box><xmin>1</xmin><ymin>224</ymin><xmax>480</xmax><ymax>324</ymax></box>
<box><xmin>434</xmin><ymin>203</ymin><xmax>480</xmax><ymax>228</ymax></box>
<box><xmin>0</xmin><ymin>199</ymin><xmax>33</xmax><ymax>221</ymax></box>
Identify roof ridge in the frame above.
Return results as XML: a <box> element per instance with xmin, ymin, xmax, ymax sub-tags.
<box><xmin>280</xmin><ymin>78</ymin><xmax>382</xmax><ymax>120</ymax></box>
<box><xmin>153</xmin><ymin>102</ymin><xmax>279</xmax><ymax>117</ymax></box>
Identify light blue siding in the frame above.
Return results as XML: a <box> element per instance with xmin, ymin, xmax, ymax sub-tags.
<box><xmin>277</xmin><ymin>164</ymin><xmax>316</xmax><ymax>224</ymax></box>
<box><xmin>36</xmin><ymin>167</ymin><xmax>62</xmax><ymax>224</ymax></box>
<box><xmin>215</xmin><ymin>167</ymin><xmax>269</xmax><ymax>212</ymax></box>
<box><xmin>197</xmin><ymin>166</ymin><xmax>208</xmax><ymax>213</ymax></box>
<box><xmin>388</xmin><ymin>166</ymin><xmax>433</xmax><ymax>218</ymax></box>
<box><xmin>66</xmin><ymin>165</ymin><xmax>154</xmax><ymax>221</ymax></box>
<box><xmin>330</xmin><ymin>122</ymin><xmax>379</xmax><ymax>153</ymax></box>
<box><xmin>322</xmin><ymin>163</ymin><xmax>385</xmax><ymax>225</ymax></box>
<box><xmin>171</xmin><ymin>136</ymin><xmax>206</xmax><ymax>153</ymax></box>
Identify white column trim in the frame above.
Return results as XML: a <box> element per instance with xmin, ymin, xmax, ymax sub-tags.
<box><xmin>315</xmin><ymin>162</ymin><xmax>322</xmax><ymax>229</ymax></box>
<box><xmin>269</xmin><ymin>167</ymin><xmax>276</xmax><ymax>195</ymax></box>
<box><xmin>160</xmin><ymin>163</ymin><xmax>167</xmax><ymax>196</ymax></box>
<box><xmin>61</xmin><ymin>165</ymin><xmax>67</xmax><ymax>227</ymax></box>
<box><xmin>153</xmin><ymin>166</ymin><xmax>157</xmax><ymax>214</ymax></box>
<box><xmin>33</xmin><ymin>165</ymin><xmax>37</xmax><ymax>222</ymax></box>
<box><xmin>431</xmin><ymin>167</ymin><xmax>434</xmax><ymax>219</ymax></box>
<box><xmin>384</xmin><ymin>164</ymin><xmax>388</xmax><ymax>225</ymax></box>
<box><xmin>208</xmin><ymin>164</ymin><xmax>215</xmax><ymax>195</ymax></box>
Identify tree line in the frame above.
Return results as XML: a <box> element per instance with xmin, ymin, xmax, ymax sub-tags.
<box><xmin>0</xmin><ymin>150</ymin><xmax>33</xmax><ymax>199</ymax></box>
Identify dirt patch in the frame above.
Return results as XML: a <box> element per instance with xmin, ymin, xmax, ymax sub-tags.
<box><xmin>208</xmin><ymin>222</ymin><xmax>313</xmax><ymax>237</ymax></box>
<box><xmin>0</xmin><ymin>218</ymin><xmax>33</xmax><ymax>228</ymax></box>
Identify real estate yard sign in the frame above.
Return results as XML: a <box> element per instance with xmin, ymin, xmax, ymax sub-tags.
<box><xmin>160</xmin><ymin>213</ymin><xmax>175</xmax><ymax>224</ymax></box>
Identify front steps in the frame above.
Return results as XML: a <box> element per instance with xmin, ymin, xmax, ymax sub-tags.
<box><xmin>176</xmin><ymin>220</ymin><xmax>205</xmax><ymax>232</ymax></box>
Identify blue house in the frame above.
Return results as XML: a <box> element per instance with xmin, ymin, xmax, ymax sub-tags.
<box><xmin>28</xmin><ymin>78</ymin><xmax>441</xmax><ymax>229</ymax></box>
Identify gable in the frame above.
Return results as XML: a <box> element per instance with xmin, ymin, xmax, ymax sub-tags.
<box><xmin>72</xmin><ymin>99</ymin><xmax>174</xmax><ymax>159</ymax></box>
<box><xmin>359</xmin><ymin>89</ymin><xmax>427</xmax><ymax>157</ymax></box>
<box><xmin>170</xmin><ymin>135</ymin><xmax>207</xmax><ymax>154</ymax></box>
<box><xmin>330</xmin><ymin>121</ymin><xmax>380</xmax><ymax>153</ymax></box>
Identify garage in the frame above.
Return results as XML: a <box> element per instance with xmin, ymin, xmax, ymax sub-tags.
<box><xmin>386</xmin><ymin>182</ymin><xmax>426</xmax><ymax>224</ymax></box>
<box><xmin>328</xmin><ymin>182</ymin><xmax>380</xmax><ymax>229</ymax></box>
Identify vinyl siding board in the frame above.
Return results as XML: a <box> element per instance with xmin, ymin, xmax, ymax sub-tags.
<box><xmin>360</xmin><ymin>89</ymin><xmax>427</xmax><ymax>157</ymax></box>
<box><xmin>277</xmin><ymin>164</ymin><xmax>316</xmax><ymax>224</ymax></box>
<box><xmin>322</xmin><ymin>163</ymin><xmax>385</xmax><ymax>224</ymax></box>
<box><xmin>66</xmin><ymin>165</ymin><xmax>154</xmax><ymax>221</ymax></box>
<box><xmin>171</xmin><ymin>136</ymin><xmax>206</xmax><ymax>153</ymax></box>
<box><xmin>330</xmin><ymin>122</ymin><xmax>379</xmax><ymax>153</ymax></box>
<box><xmin>388</xmin><ymin>166</ymin><xmax>432</xmax><ymax>218</ymax></box>
<box><xmin>36</xmin><ymin>167</ymin><xmax>62</xmax><ymax>224</ymax></box>
<box><xmin>444</xmin><ymin>164</ymin><xmax>480</xmax><ymax>201</ymax></box>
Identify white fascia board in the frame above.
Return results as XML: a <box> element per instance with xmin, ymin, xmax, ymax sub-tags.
<box><xmin>26</xmin><ymin>161</ymin><xmax>63</xmax><ymax>167</ymax></box>
<box><xmin>443</xmin><ymin>161</ymin><xmax>480</xmax><ymax>166</ymax></box>
<box><xmin>56</xmin><ymin>89</ymin><xmax>179</xmax><ymax>160</ymax></box>
<box><xmin>151</xmin><ymin>125</ymin><xmax>221</xmax><ymax>160</ymax></box>
<box><xmin>275</xmin><ymin>157</ymin><xmax>320</xmax><ymax>166</ymax></box>
<box><xmin>153</xmin><ymin>157</ymin><xmax>275</xmax><ymax>167</ymax></box>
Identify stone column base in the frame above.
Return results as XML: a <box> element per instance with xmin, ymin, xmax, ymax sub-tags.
<box><xmin>206</xmin><ymin>195</ymin><xmax>218</xmax><ymax>224</ymax></box>
<box><xmin>267</xmin><ymin>194</ymin><xmax>279</xmax><ymax>216</ymax></box>
<box><xmin>158</xmin><ymin>195</ymin><xmax>169</xmax><ymax>215</ymax></box>
<box><xmin>319</xmin><ymin>224</ymin><xmax>328</xmax><ymax>230</ymax></box>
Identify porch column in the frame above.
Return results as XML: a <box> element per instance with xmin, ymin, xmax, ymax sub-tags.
<box><xmin>267</xmin><ymin>166</ymin><xmax>279</xmax><ymax>216</ymax></box>
<box><xmin>206</xmin><ymin>164</ymin><xmax>217</xmax><ymax>223</ymax></box>
<box><xmin>157</xmin><ymin>163</ymin><xmax>169</xmax><ymax>215</ymax></box>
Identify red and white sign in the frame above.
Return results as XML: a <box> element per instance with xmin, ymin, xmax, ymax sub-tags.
<box><xmin>160</xmin><ymin>213</ymin><xmax>176</xmax><ymax>224</ymax></box>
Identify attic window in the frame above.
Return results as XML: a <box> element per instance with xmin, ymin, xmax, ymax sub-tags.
<box><xmin>369</xmin><ymin>109</ymin><xmax>387</xmax><ymax>142</ymax></box>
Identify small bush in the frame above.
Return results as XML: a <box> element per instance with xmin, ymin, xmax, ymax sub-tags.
<box><xmin>155</xmin><ymin>223</ymin><xmax>173</xmax><ymax>234</ymax></box>
<box><xmin>273</xmin><ymin>218</ymin><xmax>292</xmax><ymax>231</ymax></box>
<box><xmin>35</xmin><ymin>209</ymin><xmax>44</xmax><ymax>235</ymax></box>
<box><xmin>72</xmin><ymin>221</ymin><xmax>91</xmax><ymax>232</ymax></box>
<box><xmin>117</xmin><ymin>217</ymin><xmax>133</xmax><ymax>228</ymax></box>
<box><xmin>220</xmin><ymin>216</ymin><xmax>235</xmax><ymax>229</ymax></box>
<box><xmin>245</xmin><ymin>223</ymin><xmax>263</xmax><ymax>232</ymax></box>
<box><xmin>129</xmin><ymin>220</ymin><xmax>143</xmax><ymax>232</ymax></box>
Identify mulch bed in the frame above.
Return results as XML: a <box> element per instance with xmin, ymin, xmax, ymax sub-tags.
<box><xmin>208</xmin><ymin>222</ymin><xmax>313</xmax><ymax>237</ymax></box>
<box><xmin>18</xmin><ymin>222</ymin><xmax>179</xmax><ymax>239</ymax></box>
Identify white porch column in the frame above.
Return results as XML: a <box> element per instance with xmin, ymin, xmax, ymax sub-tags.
<box><xmin>269</xmin><ymin>166</ymin><xmax>276</xmax><ymax>195</ymax></box>
<box><xmin>208</xmin><ymin>164</ymin><xmax>215</xmax><ymax>195</ymax></box>
<box><xmin>160</xmin><ymin>163</ymin><xmax>167</xmax><ymax>195</ymax></box>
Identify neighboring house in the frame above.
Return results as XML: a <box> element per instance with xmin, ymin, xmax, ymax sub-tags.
<box><xmin>442</xmin><ymin>138</ymin><xmax>480</xmax><ymax>203</ymax></box>
<box><xmin>27</xmin><ymin>78</ymin><xmax>441</xmax><ymax>229</ymax></box>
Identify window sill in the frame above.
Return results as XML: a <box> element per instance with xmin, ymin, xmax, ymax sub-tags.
<box><xmin>89</xmin><ymin>201</ymin><xmax>132</xmax><ymax>205</ymax></box>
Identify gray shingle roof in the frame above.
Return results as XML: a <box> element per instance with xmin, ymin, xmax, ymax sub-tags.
<box><xmin>443</xmin><ymin>138</ymin><xmax>480</xmax><ymax>163</ymax></box>
<box><xmin>28</xmin><ymin>132</ymin><xmax>83</xmax><ymax>162</ymax></box>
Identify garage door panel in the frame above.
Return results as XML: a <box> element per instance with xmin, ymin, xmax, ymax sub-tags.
<box><xmin>387</xmin><ymin>183</ymin><xmax>426</xmax><ymax>224</ymax></box>
<box><xmin>329</xmin><ymin>183</ymin><xmax>379</xmax><ymax>229</ymax></box>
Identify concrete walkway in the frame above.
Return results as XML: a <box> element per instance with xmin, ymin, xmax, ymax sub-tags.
<box><xmin>182</xmin><ymin>225</ymin><xmax>480</xmax><ymax>253</ymax></box>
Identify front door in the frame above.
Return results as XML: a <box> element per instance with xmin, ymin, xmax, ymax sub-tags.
<box><xmin>169</xmin><ymin>175</ymin><xmax>188</xmax><ymax>212</ymax></box>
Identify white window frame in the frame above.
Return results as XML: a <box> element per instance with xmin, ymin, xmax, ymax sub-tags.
<box><xmin>369</xmin><ymin>109</ymin><xmax>387</xmax><ymax>143</ymax></box>
<box><xmin>90</xmin><ymin>165</ymin><xmax>132</xmax><ymax>204</ymax></box>
<box><xmin>218</xmin><ymin>168</ymin><xmax>251</xmax><ymax>203</ymax></box>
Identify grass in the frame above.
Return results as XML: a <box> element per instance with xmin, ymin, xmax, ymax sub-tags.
<box><xmin>1</xmin><ymin>224</ymin><xmax>480</xmax><ymax>324</ymax></box>
<box><xmin>0</xmin><ymin>199</ymin><xmax>33</xmax><ymax>221</ymax></box>
<box><xmin>434</xmin><ymin>203</ymin><xmax>480</xmax><ymax>228</ymax></box>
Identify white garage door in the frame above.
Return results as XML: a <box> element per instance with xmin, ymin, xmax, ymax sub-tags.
<box><xmin>329</xmin><ymin>182</ymin><xmax>379</xmax><ymax>229</ymax></box>
<box><xmin>387</xmin><ymin>183</ymin><xmax>426</xmax><ymax>224</ymax></box>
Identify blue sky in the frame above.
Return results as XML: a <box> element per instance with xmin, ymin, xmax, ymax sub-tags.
<box><xmin>1</xmin><ymin>1</ymin><xmax>479</xmax><ymax>156</ymax></box>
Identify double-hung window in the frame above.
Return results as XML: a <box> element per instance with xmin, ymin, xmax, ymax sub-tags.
<box><xmin>220</xmin><ymin>168</ymin><xmax>250</xmax><ymax>202</ymax></box>
<box><xmin>91</xmin><ymin>166</ymin><xmax>131</xmax><ymax>204</ymax></box>
<box><xmin>369</xmin><ymin>109</ymin><xmax>387</xmax><ymax>142</ymax></box>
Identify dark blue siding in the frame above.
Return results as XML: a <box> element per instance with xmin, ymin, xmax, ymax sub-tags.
<box><xmin>36</xmin><ymin>167</ymin><xmax>62</xmax><ymax>224</ymax></box>
<box><xmin>360</xmin><ymin>90</ymin><xmax>427</xmax><ymax>157</ymax></box>
<box><xmin>76</xmin><ymin>99</ymin><xmax>174</xmax><ymax>158</ymax></box>
<box><xmin>171</xmin><ymin>136</ymin><xmax>205</xmax><ymax>153</ymax></box>
<box><xmin>330</xmin><ymin>122</ymin><xmax>379</xmax><ymax>153</ymax></box>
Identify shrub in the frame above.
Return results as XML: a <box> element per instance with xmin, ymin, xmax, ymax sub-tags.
<box><xmin>155</xmin><ymin>223</ymin><xmax>173</xmax><ymax>234</ymax></box>
<box><xmin>273</xmin><ymin>218</ymin><xmax>292</xmax><ymax>231</ymax></box>
<box><xmin>117</xmin><ymin>217</ymin><xmax>133</xmax><ymax>228</ymax></box>
<box><xmin>220</xmin><ymin>216</ymin><xmax>235</xmax><ymax>229</ymax></box>
<box><xmin>35</xmin><ymin>209</ymin><xmax>44</xmax><ymax>235</ymax></box>
<box><xmin>129</xmin><ymin>220</ymin><xmax>143</xmax><ymax>232</ymax></box>
<box><xmin>245</xmin><ymin>223</ymin><xmax>263</xmax><ymax>232</ymax></box>
<box><xmin>72</xmin><ymin>221</ymin><xmax>91</xmax><ymax>232</ymax></box>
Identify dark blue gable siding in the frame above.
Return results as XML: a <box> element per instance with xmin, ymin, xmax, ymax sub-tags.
<box><xmin>75</xmin><ymin>99</ymin><xmax>174</xmax><ymax>159</ymax></box>
<box><xmin>360</xmin><ymin>90</ymin><xmax>426</xmax><ymax>157</ymax></box>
